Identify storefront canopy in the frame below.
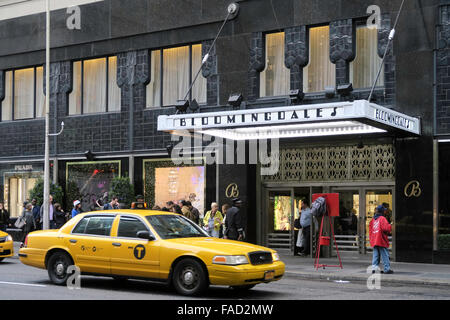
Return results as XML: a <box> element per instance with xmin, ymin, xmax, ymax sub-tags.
<box><xmin>157</xmin><ymin>100</ymin><xmax>421</xmax><ymax>140</ymax></box>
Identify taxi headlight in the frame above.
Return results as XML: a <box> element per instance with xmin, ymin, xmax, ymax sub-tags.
<box><xmin>272</xmin><ymin>252</ymin><xmax>280</xmax><ymax>262</ymax></box>
<box><xmin>212</xmin><ymin>255</ymin><xmax>249</xmax><ymax>266</ymax></box>
<box><xmin>6</xmin><ymin>235</ymin><xmax>13</xmax><ymax>242</ymax></box>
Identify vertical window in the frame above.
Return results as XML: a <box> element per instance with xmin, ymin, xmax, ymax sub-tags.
<box><xmin>146</xmin><ymin>44</ymin><xmax>206</xmax><ymax>108</ymax></box>
<box><xmin>146</xmin><ymin>50</ymin><xmax>162</xmax><ymax>108</ymax></box>
<box><xmin>35</xmin><ymin>67</ymin><xmax>45</xmax><ymax>118</ymax></box>
<box><xmin>260</xmin><ymin>32</ymin><xmax>290</xmax><ymax>97</ymax></box>
<box><xmin>1</xmin><ymin>67</ymin><xmax>45</xmax><ymax>121</ymax></box>
<box><xmin>163</xmin><ymin>46</ymin><xmax>190</xmax><ymax>106</ymax></box>
<box><xmin>69</xmin><ymin>56</ymin><xmax>121</xmax><ymax>115</ymax></box>
<box><xmin>14</xmin><ymin>68</ymin><xmax>34</xmax><ymax>119</ymax></box>
<box><xmin>303</xmin><ymin>26</ymin><xmax>336</xmax><ymax>93</ymax></box>
<box><xmin>2</xmin><ymin>71</ymin><xmax>13</xmax><ymax>121</ymax></box>
<box><xmin>350</xmin><ymin>25</ymin><xmax>384</xmax><ymax>89</ymax></box>
<box><xmin>83</xmin><ymin>58</ymin><xmax>106</xmax><ymax>114</ymax></box>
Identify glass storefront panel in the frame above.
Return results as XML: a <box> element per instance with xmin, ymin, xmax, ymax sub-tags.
<box><xmin>439</xmin><ymin>143</ymin><xmax>450</xmax><ymax>250</ymax></box>
<box><xmin>335</xmin><ymin>190</ymin><xmax>359</xmax><ymax>236</ymax></box>
<box><xmin>365</xmin><ymin>190</ymin><xmax>393</xmax><ymax>250</ymax></box>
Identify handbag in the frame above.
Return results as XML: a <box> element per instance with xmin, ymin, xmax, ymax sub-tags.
<box><xmin>14</xmin><ymin>216</ymin><xmax>26</xmax><ymax>229</ymax></box>
<box><xmin>296</xmin><ymin>228</ymin><xmax>304</xmax><ymax>247</ymax></box>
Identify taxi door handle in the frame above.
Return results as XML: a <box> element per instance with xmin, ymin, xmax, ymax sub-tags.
<box><xmin>112</xmin><ymin>242</ymin><xmax>122</xmax><ymax>247</ymax></box>
<box><xmin>69</xmin><ymin>239</ymin><xmax>77</xmax><ymax>243</ymax></box>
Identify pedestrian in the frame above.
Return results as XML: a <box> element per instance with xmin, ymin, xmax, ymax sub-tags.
<box><xmin>220</xmin><ymin>203</ymin><xmax>230</xmax><ymax>238</ymax></box>
<box><xmin>103</xmin><ymin>197</ymin><xmax>119</xmax><ymax>210</ymax></box>
<box><xmin>224</xmin><ymin>198</ymin><xmax>245</xmax><ymax>241</ymax></box>
<box><xmin>370</xmin><ymin>205</ymin><xmax>393</xmax><ymax>274</ymax></box>
<box><xmin>31</xmin><ymin>199</ymin><xmax>41</xmax><ymax>230</ymax></box>
<box><xmin>171</xmin><ymin>204</ymin><xmax>183</xmax><ymax>215</ymax></box>
<box><xmin>166</xmin><ymin>201</ymin><xmax>175</xmax><ymax>211</ymax></box>
<box><xmin>299</xmin><ymin>199</ymin><xmax>312</xmax><ymax>256</ymax></box>
<box><xmin>186</xmin><ymin>201</ymin><xmax>200</xmax><ymax>224</ymax></box>
<box><xmin>181</xmin><ymin>200</ymin><xmax>196</xmax><ymax>222</ymax></box>
<box><xmin>203</xmin><ymin>202</ymin><xmax>224</xmax><ymax>238</ymax></box>
<box><xmin>0</xmin><ymin>202</ymin><xmax>11</xmax><ymax>232</ymax></box>
<box><xmin>71</xmin><ymin>200</ymin><xmax>82</xmax><ymax>218</ymax></box>
<box><xmin>54</xmin><ymin>203</ymin><xmax>67</xmax><ymax>229</ymax></box>
<box><xmin>39</xmin><ymin>194</ymin><xmax>56</xmax><ymax>229</ymax></box>
<box><xmin>21</xmin><ymin>203</ymin><xmax>36</xmax><ymax>242</ymax></box>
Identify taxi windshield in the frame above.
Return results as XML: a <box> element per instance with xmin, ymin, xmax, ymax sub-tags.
<box><xmin>146</xmin><ymin>215</ymin><xmax>208</xmax><ymax>240</ymax></box>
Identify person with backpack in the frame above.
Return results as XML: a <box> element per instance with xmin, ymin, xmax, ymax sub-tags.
<box><xmin>299</xmin><ymin>199</ymin><xmax>312</xmax><ymax>256</ymax></box>
<box><xmin>370</xmin><ymin>205</ymin><xmax>393</xmax><ymax>274</ymax></box>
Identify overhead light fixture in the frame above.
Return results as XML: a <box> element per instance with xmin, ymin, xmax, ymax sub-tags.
<box><xmin>337</xmin><ymin>83</ymin><xmax>353</xmax><ymax>97</ymax></box>
<box><xmin>228</xmin><ymin>93</ymin><xmax>243</xmax><ymax>109</ymax></box>
<box><xmin>84</xmin><ymin>150</ymin><xmax>95</xmax><ymax>161</ymax></box>
<box><xmin>174</xmin><ymin>100</ymin><xmax>189</xmax><ymax>114</ymax></box>
<box><xmin>189</xmin><ymin>99</ymin><xmax>199</xmax><ymax>113</ymax></box>
<box><xmin>289</xmin><ymin>89</ymin><xmax>305</xmax><ymax>105</ymax></box>
<box><xmin>199</xmin><ymin>121</ymin><xmax>386</xmax><ymax>141</ymax></box>
<box><xmin>325</xmin><ymin>86</ymin><xmax>336</xmax><ymax>99</ymax></box>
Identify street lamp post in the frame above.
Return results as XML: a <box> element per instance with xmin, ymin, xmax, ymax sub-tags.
<box><xmin>43</xmin><ymin>0</ymin><xmax>51</xmax><ymax>230</ymax></box>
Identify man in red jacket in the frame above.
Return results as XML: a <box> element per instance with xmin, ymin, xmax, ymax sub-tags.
<box><xmin>369</xmin><ymin>205</ymin><xmax>393</xmax><ymax>274</ymax></box>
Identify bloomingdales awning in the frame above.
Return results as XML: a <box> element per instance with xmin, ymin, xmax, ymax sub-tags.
<box><xmin>157</xmin><ymin>100</ymin><xmax>421</xmax><ymax>140</ymax></box>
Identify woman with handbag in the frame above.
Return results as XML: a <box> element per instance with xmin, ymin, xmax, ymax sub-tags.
<box><xmin>203</xmin><ymin>203</ymin><xmax>224</xmax><ymax>238</ymax></box>
<box><xmin>21</xmin><ymin>203</ymin><xmax>36</xmax><ymax>243</ymax></box>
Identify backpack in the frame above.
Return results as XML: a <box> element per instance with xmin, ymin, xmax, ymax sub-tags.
<box><xmin>311</xmin><ymin>197</ymin><xmax>327</xmax><ymax>217</ymax></box>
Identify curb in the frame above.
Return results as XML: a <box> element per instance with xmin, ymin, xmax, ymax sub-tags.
<box><xmin>283</xmin><ymin>270</ymin><xmax>450</xmax><ymax>288</ymax></box>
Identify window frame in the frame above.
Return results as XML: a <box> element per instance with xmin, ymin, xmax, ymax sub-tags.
<box><xmin>69</xmin><ymin>56</ymin><xmax>120</xmax><ymax>116</ymax></box>
<box><xmin>0</xmin><ymin>65</ymin><xmax>44</xmax><ymax>122</ymax></box>
<box><xmin>146</xmin><ymin>43</ymin><xmax>207</xmax><ymax>108</ymax></box>
<box><xmin>116</xmin><ymin>214</ymin><xmax>153</xmax><ymax>240</ymax></box>
<box><xmin>70</xmin><ymin>214</ymin><xmax>116</xmax><ymax>237</ymax></box>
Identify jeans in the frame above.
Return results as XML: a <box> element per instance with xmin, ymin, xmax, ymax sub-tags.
<box><xmin>372</xmin><ymin>246</ymin><xmax>391</xmax><ymax>272</ymax></box>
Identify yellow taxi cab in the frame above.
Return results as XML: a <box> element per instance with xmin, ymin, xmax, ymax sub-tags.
<box><xmin>0</xmin><ymin>230</ymin><xmax>14</xmax><ymax>262</ymax></box>
<box><xmin>19</xmin><ymin>210</ymin><xmax>285</xmax><ymax>295</ymax></box>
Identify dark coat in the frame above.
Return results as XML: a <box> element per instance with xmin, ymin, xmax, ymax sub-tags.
<box><xmin>0</xmin><ymin>209</ymin><xmax>10</xmax><ymax>225</ymax></box>
<box><xmin>224</xmin><ymin>206</ymin><xmax>244</xmax><ymax>240</ymax></box>
<box><xmin>22</xmin><ymin>210</ymin><xmax>36</xmax><ymax>233</ymax></box>
<box><xmin>54</xmin><ymin>210</ymin><xmax>67</xmax><ymax>228</ymax></box>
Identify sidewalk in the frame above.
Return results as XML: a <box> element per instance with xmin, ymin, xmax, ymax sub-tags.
<box><xmin>281</xmin><ymin>251</ymin><xmax>450</xmax><ymax>287</ymax></box>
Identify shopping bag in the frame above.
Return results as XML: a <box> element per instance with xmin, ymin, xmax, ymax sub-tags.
<box><xmin>296</xmin><ymin>228</ymin><xmax>303</xmax><ymax>247</ymax></box>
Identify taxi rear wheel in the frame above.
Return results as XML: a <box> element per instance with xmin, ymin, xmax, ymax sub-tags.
<box><xmin>47</xmin><ymin>251</ymin><xmax>73</xmax><ymax>285</ymax></box>
<box><xmin>172</xmin><ymin>258</ymin><xmax>208</xmax><ymax>296</ymax></box>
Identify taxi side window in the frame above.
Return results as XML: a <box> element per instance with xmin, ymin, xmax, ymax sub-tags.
<box><xmin>73</xmin><ymin>216</ymin><xmax>114</xmax><ymax>236</ymax></box>
<box><xmin>118</xmin><ymin>217</ymin><xmax>148</xmax><ymax>238</ymax></box>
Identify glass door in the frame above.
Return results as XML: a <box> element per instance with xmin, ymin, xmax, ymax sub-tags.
<box><xmin>330</xmin><ymin>188</ymin><xmax>362</xmax><ymax>253</ymax></box>
<box><xmin>365</xmin><ymin>189</ymin><xmax>393</xmax><ymax>252</ymax></box>
<box><xmin>267</xmin><ymin>190</ymin><xmax>293</xmax><ymax>251</ymax></box>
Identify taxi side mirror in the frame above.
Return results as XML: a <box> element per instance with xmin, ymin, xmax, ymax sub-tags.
<box><xmin>136</xmin><ymin>231</ymin><xmax>155</xmax><ymax>241</ymax></box>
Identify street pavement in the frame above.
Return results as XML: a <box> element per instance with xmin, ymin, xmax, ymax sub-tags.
<box><xmin>1</xmin><ymin>242</ymin><xmax>450</xmax><ymax>301</ymax></box>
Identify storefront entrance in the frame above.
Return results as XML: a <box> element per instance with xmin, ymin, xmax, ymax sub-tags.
<box><xmin>3</xmin><ymin>172</ymin><xmax>41</xmax><ymax>218</ymax></box>
<box><xmin>263</xmin><ymin>185</ymin><xmax>394</xmax><ymax>257</ymax></box>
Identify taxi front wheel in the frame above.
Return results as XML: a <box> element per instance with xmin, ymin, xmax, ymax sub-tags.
<box><xmin>47</xmin><ymin>251</ymin><xmax>73</xmax><ymax>285</ymax></box>
<box><xmin>172</xmin><ymin>258</ymin><xmax>208</xmax><ymax>296</ymax></box>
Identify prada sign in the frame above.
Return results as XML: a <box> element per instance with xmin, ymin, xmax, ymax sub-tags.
<box><xmin>157</xmin><ymin>100</ymin><xmax>421</xmax><ymax>136</ymax></box>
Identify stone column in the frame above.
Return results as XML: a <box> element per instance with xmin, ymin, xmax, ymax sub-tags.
<box><xmin>330</xmin><ymin>19</ymin><xmax>355</xmax><ymax>86</ymax></box>
<box><xmin>285</xmin><ymin>26</ymin><xmax>308</xmax><ymax>91</ymax></box>
<box><xmin>247</xmin><ymin>32</ymin><xmax>265</xmax><ymax>101</ymax></box>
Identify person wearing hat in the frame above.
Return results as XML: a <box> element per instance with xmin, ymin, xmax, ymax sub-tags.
<box><xmin>224</xmin><ymin>198</ymin><xmax>245</xmax><ymax>241</ymax></box>
<box><xmin>71</xmin><ymin>200</ymin><xmax>82</xmax><ymax>219</ymax></box>
<box><xmin>369</xmin><ymin>205</ymin><xmax>393</xmax><ymax>274</ymax></box>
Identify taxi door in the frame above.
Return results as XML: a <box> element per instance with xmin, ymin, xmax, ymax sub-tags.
<box><xmin>110</xmin><ymin>215</ymin><xmax>161</xmax><ymax>279</ymax></box>
<box><xmin>65</xmin><ymin>214</ymin><xmax>116</xmax><ymax>274</ymax></box>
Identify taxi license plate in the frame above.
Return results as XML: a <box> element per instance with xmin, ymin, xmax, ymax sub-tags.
<box><xmin>264</xmin><ymin>270</ymin><xmax>275</xmax><ymax>281</ymax></box>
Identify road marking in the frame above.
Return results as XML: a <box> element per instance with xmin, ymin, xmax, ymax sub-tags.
<box><xmin>0</xmin><ymin>281</ymin><xmax>47</xmax><ymax>288</ymax></box>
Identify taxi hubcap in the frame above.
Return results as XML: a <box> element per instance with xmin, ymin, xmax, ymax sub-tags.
<box><xmin>55</xmin><ymin>262</ymin><xmax>66</xmax><ymax>277</ymax></box>
<box><xmin>181</xmin><ymin>266</ymin><xmax>198</xmax><ymax>289</ymax></box>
